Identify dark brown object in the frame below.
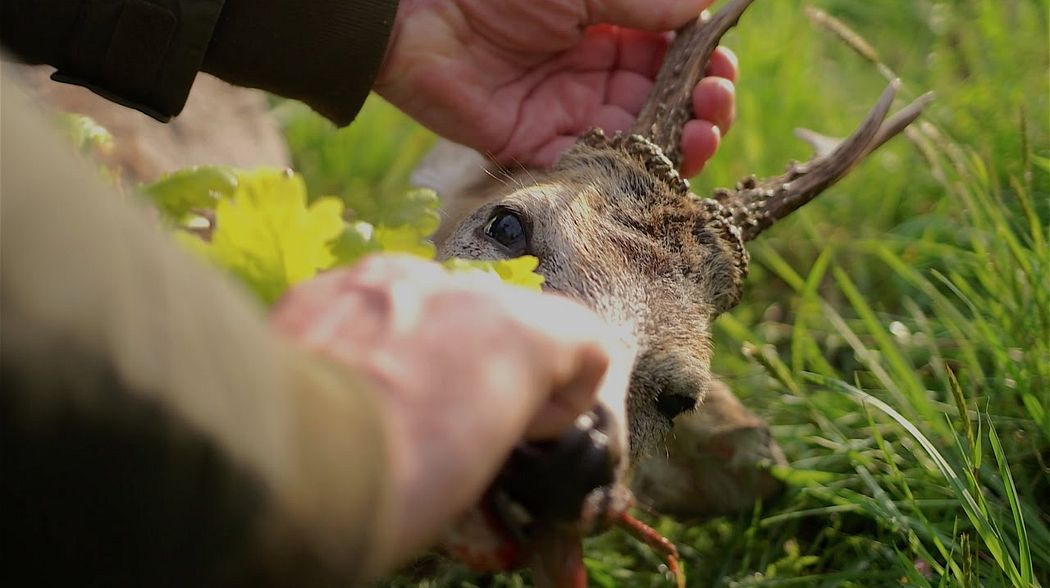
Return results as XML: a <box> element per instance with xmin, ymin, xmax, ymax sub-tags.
<box><xmin>1</xmin><ymin>0</ymin><xmax>398</xmax><ymax>123</ymax></box>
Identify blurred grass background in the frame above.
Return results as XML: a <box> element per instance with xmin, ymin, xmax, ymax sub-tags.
<box><xmin>275</xmin><ymin>1</ymin><xmax>1048</xmax><ymax>586</ymax></box>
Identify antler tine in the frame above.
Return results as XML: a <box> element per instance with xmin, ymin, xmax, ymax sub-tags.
<box><xmin>867</xmin><ymin>90</ymin><xmax>935</xmax><ymax>154</ymax></box>
<box><xmin>763</xmin><ymin>79</ymin><xmax>899</xmax><ymax>207</ymax></box>
<box><xmin>630</xmin><ymin>0</ymin><xmax>755</xmax><ymax>168</ymax></box>
<box><xmin>726</xmin><ymin>80</ymin><xmax>932</xmax><ymax>241</ymax></box>
<box><xmin>794</xmin><ymin>90</ymin><xmax>935</xmax><ymax>158</ymax></box>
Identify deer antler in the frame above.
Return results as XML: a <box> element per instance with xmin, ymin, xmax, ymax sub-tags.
<box><xmin>617</xmin><ymin>0</ymin><xmax>933</xmax><ymax>242</ymax></box>
<box><xmin>630</xmin><ymin>0</ymin><xmax>755</xmax><ymax>168</ymax></box>
<box><xmin>570</xmin><ymin>0</ymin><xmax>754</xmax><ymax>195</ymax></box>
<box><xmin>601</xmin><ymin>0</ymin><xmax>932</xmax><ymax>311</ymax></box>
<box><xmin>714</xmin><ymin>83</ymin><xmax>935</xmax><ymax>240</ymax></box>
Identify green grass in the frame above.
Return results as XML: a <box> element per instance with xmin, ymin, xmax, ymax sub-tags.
<box><xmin>277</xmin><ymin>1</ymin><xmax>1049</xmax><ymax>586</ymax></box>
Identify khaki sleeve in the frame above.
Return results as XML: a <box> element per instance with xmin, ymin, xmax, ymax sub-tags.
<box><xmin>0</xmin><ymin>71</ymin><xmax>393</xmax><ymax>585</ymax></box>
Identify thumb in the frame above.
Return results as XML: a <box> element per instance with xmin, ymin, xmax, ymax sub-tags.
<box><xmin>585</xmin><ymin>0</ymin><xmax>713</xmax><ymax>30</ymax></box>
<box><xmin>524</xmin><ymin>341</ymin><xmax>609</xmax><ymax>440</ymax></box>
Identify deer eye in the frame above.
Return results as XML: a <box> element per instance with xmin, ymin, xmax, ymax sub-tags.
<box><xmin>485</xmin><ymin>208</ymin><xmax>528</xmax><ymax>255</ymax></box>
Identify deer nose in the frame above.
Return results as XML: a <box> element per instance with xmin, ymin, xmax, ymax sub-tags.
<box><xmin>493</xmin><ymin>404</ymin><xmax>620</xmax><ymax>523</ymax></box>
<box><xmin>635</xmin><ymin>350</ymin><xmax>704</xmax><ymax>423</ymax></box>
<box><xmin>656</xmin><ymin>392</ymin><xmax>697</xmax><ymax>421</ymax></box>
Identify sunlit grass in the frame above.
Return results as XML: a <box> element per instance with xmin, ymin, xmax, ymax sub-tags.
<box><xmin>278</xmin><ymin>1</ymin><xmax>1049</xmax><ymax>585</ymax></box>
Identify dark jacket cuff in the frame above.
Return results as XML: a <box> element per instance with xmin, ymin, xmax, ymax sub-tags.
<box><xmin>202</xmin><ymin>0</ymin><xmax>400</xmax><ymax>126</ymax></box>
<box><xmin>44</xmin><ymin>0</ymin><xmax>224</xmax><ymax>122</ymax></box>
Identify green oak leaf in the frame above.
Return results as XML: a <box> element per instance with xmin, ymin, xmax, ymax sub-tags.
<box><xmin>57</xmin><ymin>113</ymin><xmax>113</xmax><ymax>156</ymax></box>
<box><xmin>374</xmin><ymin>224</ymin><xmax>437</xmax><ymax>259</ymax></box>
<box><xmin>331</xmin><ymin>219</ymin><xmax>436</xmax><ymax>265</ymax></box>
<box><xmin>181</xmin><ymin>168</ymin><xmax>345</xmax><ymax>303</ymax></box>
<box><xmin>331</xmin><ymin>220</ymin><xmax>382</xmax><ymax>266</ymax></box>
<box><xmin>139</xmin><ymin>166</ymin><xmax>238</xmax><ymax>221</ymax></box>
<box><xmin>345</xmin><ymin>187</ymin><xmax>441</xmax><ymax>235</ymax></box>
<box><xmin>443</xmin><ymin>256</ymin><xmax>545</xmax><ymax>291</ymax></box>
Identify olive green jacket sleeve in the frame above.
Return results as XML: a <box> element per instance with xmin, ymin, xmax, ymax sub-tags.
<box><xmin>1</xmin><ymin>73</ymin><xmax>394</xmax><ymax>585</ymax></box>
<box><xmin>0</xmin><ymin>0</ymin><xmax>399</xmax><ymax>124</ymax></box>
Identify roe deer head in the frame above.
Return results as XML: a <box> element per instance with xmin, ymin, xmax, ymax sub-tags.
<box><xmin>424</xmin><ymin>0</ymin><xmax>932</xmax><ymax>583</ymax></box>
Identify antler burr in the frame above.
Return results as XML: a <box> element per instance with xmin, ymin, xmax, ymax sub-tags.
<box><xmin>630</xmin><ymin>0</ymin><xmax>756</xmax><ymax>168</ymax></box>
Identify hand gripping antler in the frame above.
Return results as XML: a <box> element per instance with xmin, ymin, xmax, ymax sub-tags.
<box><xmin>629</xmin><ymin>0</ymin><xmax>755</xmax><ymax>169</ymax></box>
<box><xmin>591</xmin><ymin>0</ymin><xmax>932</xmax><ymax>315</ymax></box>
<box><xmin>624</xmin><ymin>0</ymin><xmax>932</xmax><ymax>241</ymax></box>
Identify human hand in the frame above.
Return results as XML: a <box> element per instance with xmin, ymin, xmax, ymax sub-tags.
<box><xmin>270</xmin><ymin>255</ymin><xmax>627</xmax><ymax>570</ymax></box>
<box><xmin>375</xmin><ymin>0</ymin><xmax>737</xmax><ymax>177</ymax></box>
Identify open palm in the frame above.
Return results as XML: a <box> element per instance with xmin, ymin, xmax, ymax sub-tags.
<box><xmin>376</xmin><ymin>0</ymin><xmax>737</xmax><ymax>176</ymax></box>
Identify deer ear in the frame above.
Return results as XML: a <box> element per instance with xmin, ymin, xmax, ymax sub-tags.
<box><xmin>689</xmin><ymin>214</ymin><xmax>749</xmax><ymax>315</ymax></box>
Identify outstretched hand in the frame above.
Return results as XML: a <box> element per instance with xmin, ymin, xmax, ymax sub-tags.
<box><xmin>376</xmin><ymin>0</ymin><xmax>737</xmax><ymax>177</ymax></box>
<box><xmin>271</xmin><ymin>256</ymin><xmax>628</xmax><ymax>571</ymax></box>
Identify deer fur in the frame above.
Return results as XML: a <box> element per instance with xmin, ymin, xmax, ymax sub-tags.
<box><xmin>417</xmin><ymin>0</ymin><xmax>931</xmax><ymax>520</ymax></box>
<box><xmin>437</xmin><ymin>134</ymin><xmax>743</xmax><ymax>461</ymax></box>
<box><xmin>419</xmin><ymin>134</ymin><xmax>788</xmax><ymax>518</ymax></box>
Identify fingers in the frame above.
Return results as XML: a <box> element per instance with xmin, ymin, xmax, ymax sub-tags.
<box><xmin>492</xmin><ymin>290</ymin><xmax>613</xmax><ymax>440</ymax></box>
<box><xmin>586</xmin><ymin>0</ymin><xmax>713</xmax><ymax>31</ymax></box>
<box><xmin>529</xmin><ymin>136</ymin><xmax>578</xmax><ymax>168</ymax></box>
<box><xmin>694</xmin><ymin>46</ymin><xmax>738</xmax><ymax>139</ymax></box>
<box><xmin>682</xmin><ymin>47</ymin><xmax>738</xmax><ymax>176</ymax></box>
<box><xmin>612</xmin><ymin>29</ymin><xmax>670</xmax><ymax>77</ymax></box>
<box><xmin>273</xmin><ymin>256</ymin><xmax>627</xmax><ymax>569</ymax></box>
<box><xmin>692</xmin><ymin>76</ymin><xmax>736</xmax><ymax>135</ymax></box>
<box><xmin>547</xmin><ymin>38</ymin><xmax>735</xmax><ymax>172</ymax></box>
<box><xmin>680</xmin><ymin>119</ymin><xmax>721</xmax><ymax>177</ymax></box>
<box><xmin>707</xmin><ymin>46</ymin><xmax>738</xmax><ymax>82</ymax></box>
<box><xmin>590</xmin><ymin>104</ymin><xmax>636</xmax><ymax>135</ymax></box>
<box><xmin>277</xmin><ymin>254</ymin><xmax>617</xmax><ymax>444</ymax></box>
<box><xmin>444</xmin><ymin>268</ymin><xmax>618</xmax><ymax>443</ymax></box>
<box><xmin>542</xmin><ymin>356</ymin><xmax>609</xmax><ymax>436</ymax></box>
<box><xmin>526</xmin><ymin>53</ymin><xmax>735</xmax><ymax>170</ymax></box>
<box><xmin>606</xmin><ymin>70</ymin><xmax>654</xmax><ymax>115</ymax></box>
<box><xmin>528</xmin><ymin>70</ymin><xmax>734</xmax><ymax>173</ymax></box>
<box><xmin>271</xmin><ymin>255</ymin><xmax>445</xmax><ymax>352</ymax></box>
<box><xmin>523</xmin><ymin>335</ymin><xmax>610</xmax><ymax>440</ymax></box>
